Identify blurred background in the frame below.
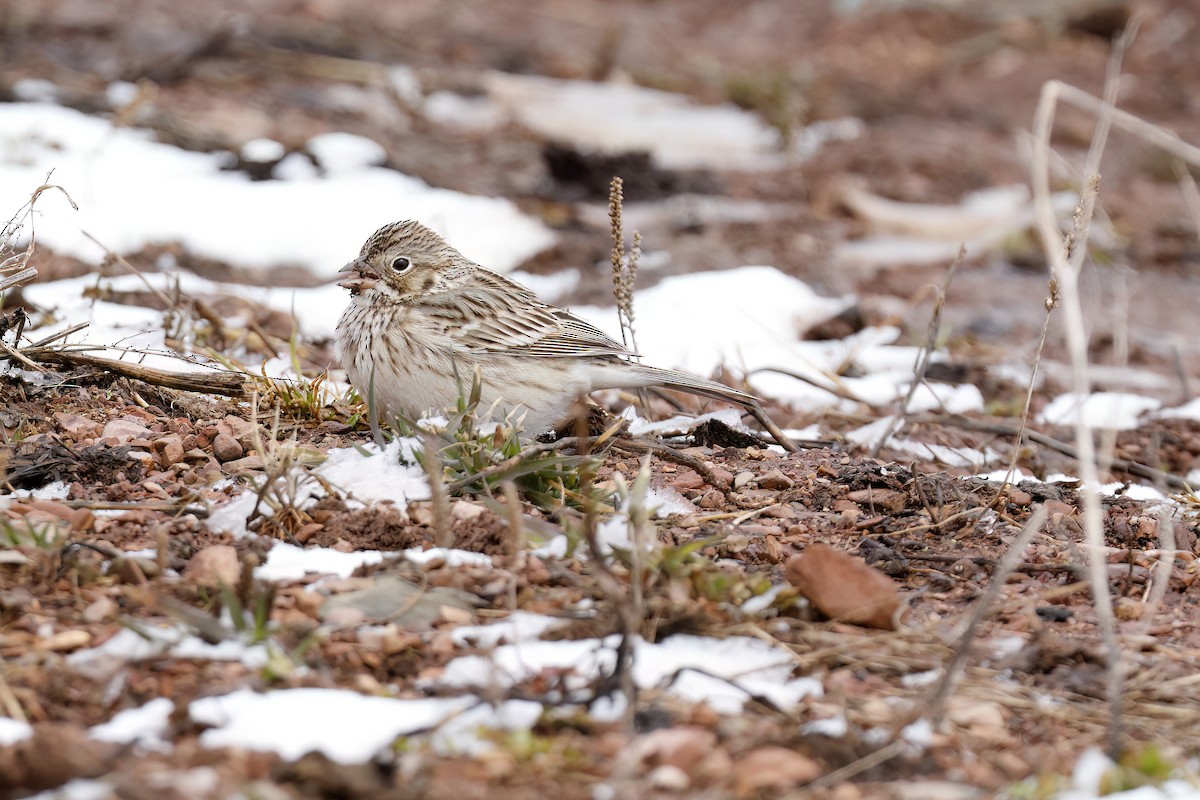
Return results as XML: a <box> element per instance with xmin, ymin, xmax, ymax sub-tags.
<box><xmin>1</xmin><ymin>0</ymin><xmax>1197</xmax><ymax>394</ymax></box>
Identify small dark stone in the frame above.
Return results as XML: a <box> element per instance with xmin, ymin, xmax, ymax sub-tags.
<box><xmin>1036</xmin><ymin>606</ymin><xmax>1074</xmax><ymax>623</ymax></box>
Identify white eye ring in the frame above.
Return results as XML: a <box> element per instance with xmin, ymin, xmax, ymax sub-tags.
<box><xmin>391</xmin><ymin>256</ymin><xmax>412</xmax><ymax>273</ymax></box>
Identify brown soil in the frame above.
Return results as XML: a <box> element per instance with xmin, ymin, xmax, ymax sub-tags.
<box><xmin>4</xmin><ymin>1</ymin><xmax>1200</xmax><ymax>798</ymax></box>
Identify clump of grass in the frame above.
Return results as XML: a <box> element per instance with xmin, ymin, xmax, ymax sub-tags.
<box><xmin>389</xmin><ymin>371</ymin><xmax>606</xmax><ymax>514</ymax></box>
<box><xmin>0</xmin><ymin>517</ymin><xmax>67</xmax><ymax>550</ymax></box>
<box><xmin>241</xmin><ymin>393</ymin><xmax>330</xmax><ymax>539</ymax></box>
<box><xmin>724</xmin><ymin>68</ymin><xmax>807</xmax><ymax>146</ymax></box>
<box><xmin>208</xmin><ymin>331</ymin><xmax>366</xmax><ymax>426</ymax></box>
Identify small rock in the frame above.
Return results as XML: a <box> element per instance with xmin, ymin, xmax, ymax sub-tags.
<box><xmin>710</xmin><ymin>467</ymin><xmax>735</xmax><ymax>485</ymax></box>
<box><xmin>1044</xmin><ymin>499</ymin><xmax>1078</xmax><ymax>519</ymax></box>
<box><xmin>82</xmin><ymin>596</ymin><xmax>116</xmax><ymax>623</ymax></box>
<box><xmin>154</xmin><ymin>435</ymin><xmax>186</xmax><ymax>467</ymax></box>
<box><xmin>408</xmin><ymin>502</ymin><xmax>434</xmax><ymax>527</ymax></box>
<box><xmin>54</xmin><ymin>413</ymin><xmax>100</xmax><ymax>438</ymax></box>
<box><xmin>1113</xmin><ymin>596</ymin><xmax>1144</xmax><ymax>620</ymax></box>
<box><xmin>40</xmin><ymin>629</ymin><xmax>92</xmax><ymax>652</ymax></box>
<box><xmin>786</xmin><ymin>543</ymin><xmax>902</xmax><ymax>630</ymax></box>
<box><xmin>224</xmin><ymin>415</ymin><xmax>257</xmax><ymax>447</ymax></box>
<box><xmin>26</xmin><ymin>499</ymin><xmax>74</xmax><ymax>522</ymax></box>
<box><xmin>648</xmin><ymin>764</ymin><xmax>690</xmax><ymax>791</ymax></box>
<box><xmin>1005</xmin><ymin>488</ymin><xmax>1033</xmax><ymax>506</ymax></box>
<box><xmin>733</xmin><ymin>471</ymin><xmax>755</xmax><ymax>489</ymax></box>
<box><xmin>183</xmin><ymin>545</ymin><xmax>241</xmax><ymax>588</ymax></box>
<box><xmin>844</xmin><ymin>488</ymin><xmax>907</xmax><ymax>514</ymax></box>
<box><xmin>669</xmin><ymin>472</ymin><xmax>706</xmax><ymax>491</ymax></box>
<box><xmin>4</xmin><ymin>723</ymin><xmax>117</xmax><ymax>792</ymax></box>
<box><xmin>892</xmin><ymin>781</ymin><xmax>983</xmax><ymax>800</ymax></box>
<box><xmin>68</xmin><ymin>508</ymin><xmax>94</xmax><ymax>534</ymax></box>
<box><xmin>213</xmin><ymin>433</ymin><xmax>244</xmax><ymax>462</ymax></box>
<box><xmin>222</xmin><ymin>455</ymin><xmax>264</xmax><ymax>473</ymax></box>
<box><xmin>524</xmin><ymin>556</ymin><xmax>551</xmax><ymax>585</ymax></box>
<box><xmin>323</xmin><ymin>606</ymin><xmax>366</xmax><ymax>627</ymax></box>
<box><xmin>741</xmin><ymin>523</ymin><xmax>784</xmax><ymax>538</ymax></box>
<box><xmin>733</xmin><ymin>746</ymin><xmax>822</xmax><ymax>795</ymax></box>
<box><xmin>634</xmin><ymin>727</ymin><xmax>716</xmax><ymax>775</ymax></box>
<box><xmin>111</xmin><ymin>556</ymin><xmax>161</xmax><ymax>584</ymax></box>
<box><xmin>762</xmin><ymin>504</ymin><xmax>798</xmax><ymax>520</ymax></box>
<box><xmin>101</xmin><ymin>417</ymin><xmax>151</xmax><ymax>443</ymax></box>
<box><xmin>439</xmin><ymin>605</ymin><xmax>474</xmax><ymax>625</ymax></box>
<box><xmin>126</xmin><ymin>450</ymin><xmax>155</xmax><ymax>467</ymax></box>
<box><xmin>758</xmin><ymin>468</ymin><xmax>794</xmax><ymax>490</ymax></box>
<box><xmin>451</xmin><ymin>500</ymin><xmax>486</xmax><ymax>522</ymax></box>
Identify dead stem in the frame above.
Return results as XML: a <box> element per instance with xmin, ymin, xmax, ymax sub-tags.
<box><xmin>872</xmin><ymin>246</ymin><xmax>963</xmax><ymax>457</ymax></box>
<box><xmin>926</xmin><ymin>505</ymin><xmax>1048</xmax><ymax>725</ymax></box>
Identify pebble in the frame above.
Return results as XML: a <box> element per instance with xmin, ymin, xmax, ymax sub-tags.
<box><xmin>153</xmin><ymin>435</ymin><xmax>186</xmax><ymax>467</ymax></box>
<box><xmin>40</xmin><ymin>630</ymin><xmax>92</xmax><ymax>652</ymax></box>
<box><xmin>222</xmin><ymin>455</ymin><xmax>263</xmax><ymax>473</ymax></box>
<box><xmin>733</xmin><ymin>471</ymin><xmax>755</xmax><ymax>489</ymax></box>
<box><xmin>82</xmin><ymin>596</ymin><xmax>116</xmax><ymax>623</ymax></box>
<box><xmin>212</xmin><ymin>433</ymin><xmax>244</xmax><ymax>462</ymax></box>
<box><xmin>451</xmin><ymin>500</ymin><xmax>486</xmax><ymax>521</ymax></box>
<box><xmin>710</xmin><ymin>467</ymin><xmax>735</xmax><ymax>485</ymax></box>
<box><xmin>100</xmin><ymin>418</ymin><xmax>151</xmax><ymax>443</ymax></box>
<box><xmin>183</xmin><ymin>545</ymin><xmax>241</xmax><ymax>587</ymax></box>
<box><xmin>757</xmin><ymin>468</ymin><xmax>795</xmax><ymax>490</ymax></box>
<box><xmin>54</xmin><ymin>412</ymin><xmax>100</xmax><ymax>438</ymax></box>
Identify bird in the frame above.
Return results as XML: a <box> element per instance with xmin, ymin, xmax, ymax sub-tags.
<box><xmin>335</xmin><ymin>220</ymin><xmax>760</xmax><ymax>434</ymax></box>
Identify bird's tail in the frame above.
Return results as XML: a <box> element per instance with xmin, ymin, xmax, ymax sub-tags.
<box><xmin>625</xmin><ymin>364</ymin><xmax>759</xmax><ymax>409</ymax></box>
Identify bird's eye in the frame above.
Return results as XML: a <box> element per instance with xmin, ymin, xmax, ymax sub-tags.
<box><xmin>391</xmin><ymin>256</ymin><xmax>412</xmax><ymax>273</ymax></box>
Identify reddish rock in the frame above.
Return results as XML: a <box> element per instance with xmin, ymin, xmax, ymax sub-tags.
<box><xmin>183</xmin><ymin>545</ymin><xmax>241</xmax><ymax>587</ymax></box>
<box><xmin>100</xmin><ymin>417</ymin><xmax>151</xmax><ymax>443</ymax></box>
<box><xmin>634</xmin><ymin>726</ymin><xmax>717</xmax><ymax>775</ymax></box>
<box><xmin>785</xmin><ymin>543</ymin><xmax>902</xmax><ymax>630</ymax></box>
<box><xmin>153</xmin><ymin>435</ymin><xmax>186</xmax><ymax>467</ymax></box>
<box><xmin>758</xmin><ymin>468</ymin><xmax>795</xmax><ymax>490</ymax></box>
<box><xmin>733</xmin><ymin>746</ymin><xmax>821</xmax><ymax>795</ymax></box>
<box><xmin>53</xmin><ymin>412</ymin><xmax>100</xmax><ymax>438</ymax></box>
<box><xmin>844</xmin><ymin>488</ymin><xmax>907</xmax><ymax>514</ymax></box>
<box><xmin>213</xmin><ymin>433</ymin><xmax>244</xmax><ymax>462</ymax></box>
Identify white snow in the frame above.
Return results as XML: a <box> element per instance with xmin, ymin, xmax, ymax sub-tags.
<box><xmin>0</xmin><ymin>716</ymin><xmax>32</xmax><ymax>745</ymax></box>
<box><xmin>89</xmin><ymin>697</ymin><xmax>173</xmax><ymax>750</ymax></box>
<box><xmin>254</xmin><ymin>542</ymin><xmax>393</xmax><ymax>582</ymax></box>
<box><xmin>65</xmin><ymin>625</ymin><xmax>269</xmax><ymax>678</ymax></box>
<box><xmin>190</xmin><ymin>688</ymin><xmax>476</xmax><ymax>762</ymax></box>
<box><xmin>449</xmin><ymin>611</ymin><xmax>567</xmax><ymax>648</ymax></box>
<box><xmin>189</xmin><ymin>688</ymin><xmax>544</xmax><ymax>762</ymax></box>
<box><xmin>318</xmin><ymin>439</ymin><xmax>430</xmax><ymax>512</ymax></box>
<box><xmin>439</xmin><ymin>72</ymin><xmax>862</xmax><ymax>171</ymax></box>
<box><xmin>1039</xmin><ymin>392</ymin><xmax>1161</xmax><ymax>431</ymax></box>
<box><xmin>17</xmin><ymin>780</ymin><xmax>114</xmax><ymax>800</ymax></box>
<box><xmin>0</xmin><ymin>102</ymin><xmax>553</xmax><ymax>276</ymax></box>
<box><xmin>435</xmin><ymin>633</ymin><xmax>820</xmax><ymax>714</ymax></box>
<box><xmin>240</xmin><ymin>138</ymin><xmax>286</xmax><ymax>163</ymax></box>
<box><xmin>306</xmin><ymin>131</ymin><xmax>386</xmax><ymax>173</ymax></box>
<box><xmin>402</xmin><ymin>547</ymin><xmax>494</xmax><ymax>568</ymax></box>
<box><xmin>1155</xmin><ymin>396</ymin><xmax>1200</xmax><ymax>421</ymax></box>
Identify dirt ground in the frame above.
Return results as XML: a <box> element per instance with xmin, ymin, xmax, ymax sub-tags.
<box><xmin>4</xmin><ymin>1</ymin><xmax>1200</xmax><ymax>798</ymax></box>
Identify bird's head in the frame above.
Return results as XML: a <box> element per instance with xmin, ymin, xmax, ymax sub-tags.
<box><xmin>338</xmin><ymin>220</ymin><xmax>463</xmax><ymax>300</ymax></box>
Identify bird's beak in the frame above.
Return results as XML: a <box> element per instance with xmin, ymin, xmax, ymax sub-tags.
<box><xmin>337</xmin><ymin>258</ymin><xmax>380</xmax><ymax>292</ymax></box>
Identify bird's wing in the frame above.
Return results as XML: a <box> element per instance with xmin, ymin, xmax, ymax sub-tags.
<box><xmin>421</xmin><ymin>268</ymin><xmax>632</xmax><ymax>359</ymax></box>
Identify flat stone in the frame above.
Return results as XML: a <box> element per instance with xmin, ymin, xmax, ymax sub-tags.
<box><xmin>54</xmin><ymin>413</ymin><xmax>100</xmax><ymax>438</ymax></box>
<box><xmin>100</xmin><ymin>418</ymin><xmax>150</xmax><ymax>443</ymax></box>
<box><xmin>758</xmin><ymin>468</ymin><xmax>795</xmax><ymax>490</ymax></box>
